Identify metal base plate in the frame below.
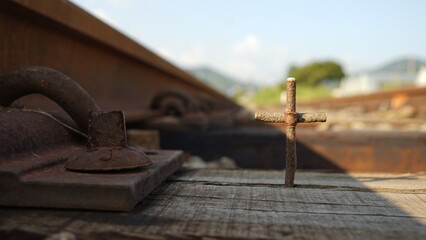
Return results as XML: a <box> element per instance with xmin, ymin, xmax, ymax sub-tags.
<box><xmin>0</xmin><ymin>149</ymin><xmax>183</xmax><ymax>211</ymax></box>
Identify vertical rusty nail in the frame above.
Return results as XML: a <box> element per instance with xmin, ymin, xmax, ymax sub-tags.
<box><xmin>284</xmin><ymin>78</ymin><xmax>297</xmax><ymax>187</ymax></box>
<box><xmin>285</xmin><ymin>78</ymin><xmax>296</xmax><ymax>113</ymax></box>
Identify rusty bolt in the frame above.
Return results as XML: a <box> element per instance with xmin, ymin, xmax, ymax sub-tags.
<box><xmin>65</xmin><ymin>111</ymin><xmax>152</xmax><ymax>172</ymax></box>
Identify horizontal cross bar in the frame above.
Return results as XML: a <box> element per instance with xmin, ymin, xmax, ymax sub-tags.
<box><xmin>255</xmin><ymin>112</ymin><xmax>327</xmax><ymax>123</ymax></box>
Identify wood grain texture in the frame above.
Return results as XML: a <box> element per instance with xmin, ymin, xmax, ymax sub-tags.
<box><xmin>0</xmin><ymin>169</ymin><xmax>425</xmax><ymax>239</ymax></box>
<box><xmin>172</xmin><ymin>169</ymin><xmax>426</xmax><ymax>191</ymax></box>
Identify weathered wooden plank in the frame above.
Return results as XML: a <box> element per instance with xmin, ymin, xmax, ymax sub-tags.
<box><xmin>173</xmin><ymin>169</ymin><xmax>426</xmax><ymax>191</ymax></box>
<box><xmin>0</xmin><ymin>216</ymin><xmax>422</xmax><ymax>240</ymax></box>
<box><xmin>1</xmin><ymin>207</ymin><xmax>424</xmax><ymax>240</ymax></box>
<box><xmin>152</xmin><ymin>181</ymin><xmax>426</xmax><ymax>218</ymax></box>
<box><xmin>0</xmin><ymin>169</ymin><xmax>425</xmax><ymax>240</ymax></box>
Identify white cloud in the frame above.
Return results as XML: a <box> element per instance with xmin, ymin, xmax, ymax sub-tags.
<box><xmin>227</xmin><ymin>37</ymin><xmax>289</xmax><ymax>85</ymax></box>
<box><xmin>233</xmin><ymin>35</ymin><xmax>260</xmax><ymax>54</ymax></box>
<box><xmin>150</xmin><ymin>37</ymin><xmax>289</xmax><ymax>86</ymax></box>
<box><xmin>92</xmin><ymin>9</ymin><xmax>117</xmax><ymax>27</ymax></box>
<box><xmin>156</xmin><ymin>48</ymin><xmax>174</xmax><ymax>61</ymax></box>
<box><xmin>179</xmin><ymin>47</ymin><xmax>206</xmax><ymax>67</ymax></box>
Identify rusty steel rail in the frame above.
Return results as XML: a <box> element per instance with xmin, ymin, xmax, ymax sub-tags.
<box><xmin>0</xmin><ymin>0</ymin><xmax>239</xmax><ymax>117</ymax></box>
<box><xmin>302</xmin><ymin>86</ymin><xmax>426</xmax><ymax>106</ymax></box>
<box><xmin>1</xmin><ymin>0</ymin><xmax>425</xmax><ymax>176</ymax></box>
<box><xmin>296</xmin><ymin>129</ymin><xmax>426</xmax><ymax>173</ymax></box>
<box><xmin>300</xmin><ymin>86</ymin><xmax>426</xmax><ymax>118</ymax></box>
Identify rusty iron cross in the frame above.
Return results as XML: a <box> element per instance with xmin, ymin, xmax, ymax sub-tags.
<box><xmin>255</xmin><ymin>78</ymin><xmax>327</xmax><ymax>187</ymax></box>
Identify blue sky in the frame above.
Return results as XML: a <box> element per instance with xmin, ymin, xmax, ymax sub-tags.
<box><xmin>71</xmin><ymin>0</ymin><xmax>426</xmax><ymax>86</ymax></box>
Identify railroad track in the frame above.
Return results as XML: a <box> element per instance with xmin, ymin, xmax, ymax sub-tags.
<box><xmin>1</xmin><ymin>0</ymin><xmax>424</xmax><ymax>174</ymax></box>
<box><xmin>1</xmin><ymin>2</ymin><xmax>424</xmax><ymax>238</ymax></box>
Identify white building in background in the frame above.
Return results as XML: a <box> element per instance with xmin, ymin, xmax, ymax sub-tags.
<box><xmin>333</xmin><ymin>58</ymin><xmax>425</xmax><ymax>97</ymax></box>
<box><xmin>416</xmin><ymin>65</ymin><xmax>426</xmax><ymax>87</ymax></box>
<box><xmin>332</xmin><ymin>73</ymin><xmax>378</xmax><ymax>97</ymax></box>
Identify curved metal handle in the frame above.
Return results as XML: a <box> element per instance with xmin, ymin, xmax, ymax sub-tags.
<box><xmin>0</xmin><ymin>66</ymin><xmax>100</xmax><ymax>132</ymax></box>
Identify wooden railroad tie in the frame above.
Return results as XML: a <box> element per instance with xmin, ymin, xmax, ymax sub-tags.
<box><xmin>255</xmin><ymin>78</ymin><xmax>327</xmax><ymax>187</ymax></box>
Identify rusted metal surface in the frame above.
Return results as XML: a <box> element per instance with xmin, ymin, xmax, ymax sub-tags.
<box><xmin>303</xmin><ymin>86</ymin><xmax>426</xmax><ymax>108</ymax></box>
<box><xmin>255</xmin><ymin>112</ymin><xmax>327</xmax><ymax>123</ymax></box>
<box><xmin>0</xmin><ymin>149</ymin><xmax>183</xmax><ymax>211</ymax></box>
<box><xmin>297</xmin><ymin>112</ymin><xmax>327</xmax><ymax>123</ymax></box>
<box><xmin>160</xmin><ymin>125</ymin><xmax>426</xmax><ymax>173</ymax></box>
<box><xmin>0</xmin><ymin>63</ymin><xmax>182</xmax><ymax>210</ymax></box>
<box><xmin>0</xmin><ymin>106</ymin><xmax>182</xmax><ymax>211</ymax></box>
<box><xmin>151</xmin><ymin>87</ymin><xmax>207</xmax><ymax>115</ymax></box>
<box><xmin>284</xmin><ymin>78</ymin><xmax>297</xmax><ymax>187</ymax></box>
<box><xmin>0</xmin><ymin>66</ymin><xmax>155</xmax><ymax>172</ymax></box>
<box><xmin>0</xmin><ymin>107</ymin><xmax>182</xmax><ymax>211</ymax></box>
<box><xmin>0</xmin><ymin>111</ymin><xmax>83</xmax><ymax>159</ymax></box>
<box><xmin>160</xmin><ymin>127</ymin><xmax>287</xmax><ymax>169</ymax></box>
<box><xmin>148</xmin><ymin>87</ymin><xmax>238</xmax><ymax>131</ymax></box>
<box><xmin>0</xmin><ymin>66</ymin><xmax>100</xmax><ymax>132</ymax></box>
<box><xmin>297</xmin><ymin>129</ymin><xmax>426</xmax><ymax>173</ymax></box>
<box><xmin>87</xmin><ymin>111</ymin><xmax>128</xmax><ymax>148</ymax></box>
<box><xmin>65</xmin><ymin>111</ymin><xmax>153</xmax><ymax>172</ymax></box>
<box><xmin>150</xmin><ymin>87</ymin><xmax>210</xmax><ymax>130</ymax></box>
<box><xmin>0</xmin><ymin>0</ymin><xmax>239</xmax><ymax>116</ymax></box>
<box><xmin>255</xmin><ymin>78</ymin><xmax>327</xmax><ymax>187</ymax></box>
<box><xmin>127</xmin><ymin>130</ymin><xmax>160</xmax><ymax>149</ymax></box>
<box><xmin>5</xmin><ymin>0</ymin><xmax>221</xmax><ymax>97</ymax></box>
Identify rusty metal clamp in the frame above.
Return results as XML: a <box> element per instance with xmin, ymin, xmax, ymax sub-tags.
<box><xmin>0</xmin><ymin>66</ymin><xmax>100</xmax><ymax>132</ymax></box>
<box><xmin>0</xmin><ymin>66</ymin><xmax>152</xmax><ymax>172</ymax></box>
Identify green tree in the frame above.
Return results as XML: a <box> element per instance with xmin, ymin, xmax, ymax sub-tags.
<box><xmin>288</xmin><ymin>61</ymin><xmax>345</xmax><ymax>86</ymax></box>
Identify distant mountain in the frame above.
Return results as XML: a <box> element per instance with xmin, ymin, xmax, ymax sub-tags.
<box><xmin>370</xmin><ymin>57</ymin><xmax>425</xmax><ymax>75</ymax></box>
<box><xmin>186</xmin><ymin>67</ymin><xmax>255</xmax><ymax>96</ymax></box>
